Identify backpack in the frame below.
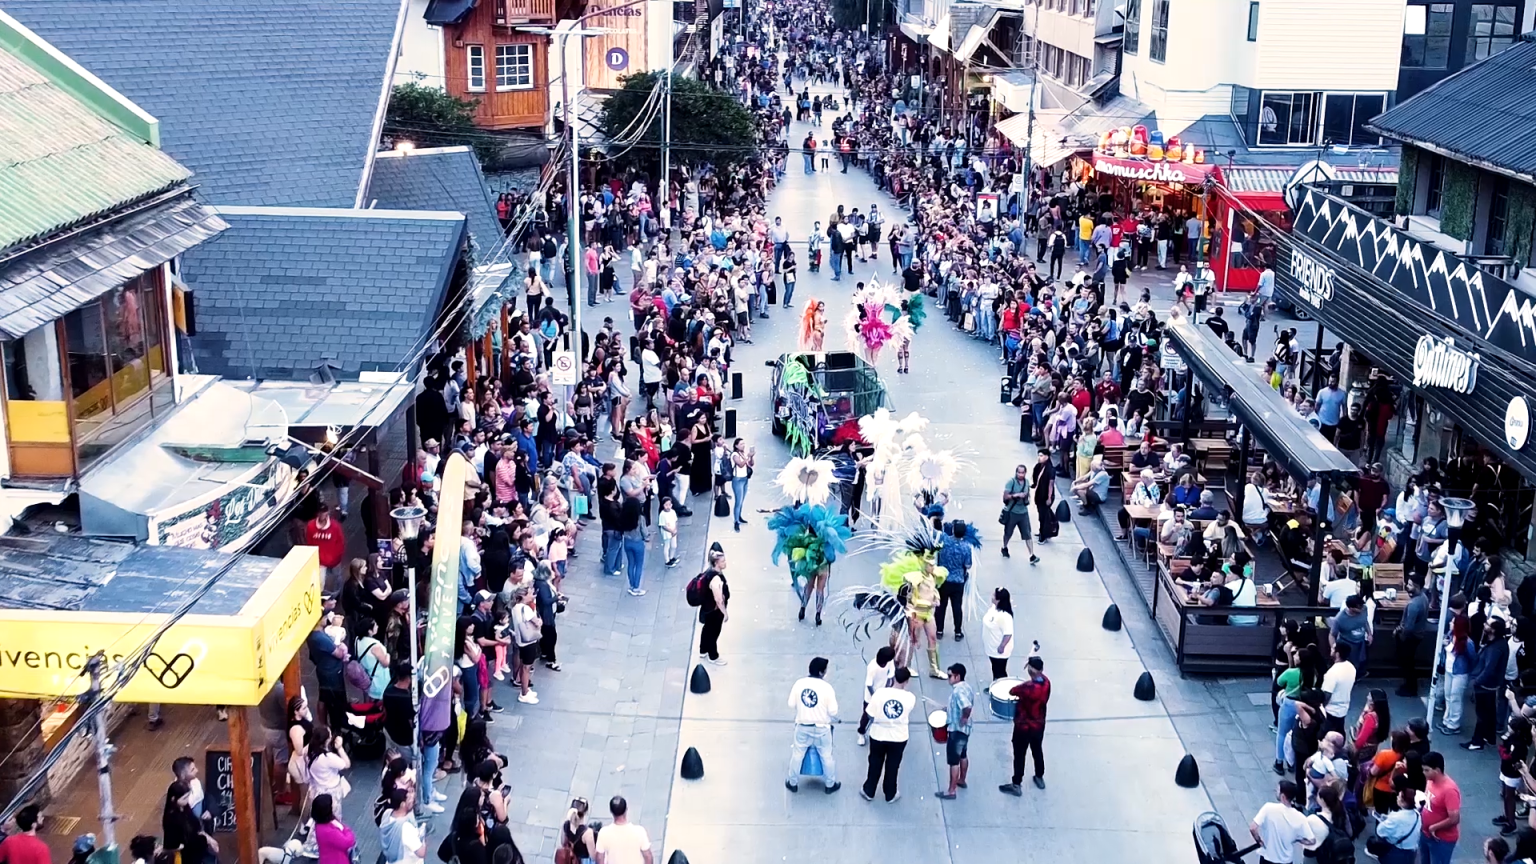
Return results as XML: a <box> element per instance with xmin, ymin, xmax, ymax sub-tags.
<box><xmin>686</xmin><ymin>572</ymin><xmax>712</xmax><ymax>607</ymax></box>
<box><xmin>344</xmin><ymin>656</ymin><xmax>372</xmax><ymax>696</ymax></box>
<box><xmin>1315</xmin><ymin>817</ymin><xmax>1355</xmax><ymax>864</ymax></box>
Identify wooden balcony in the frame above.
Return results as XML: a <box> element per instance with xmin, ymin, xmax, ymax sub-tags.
<box><xmin>493</xmin><ymin>0</ymin><xmax>555</xmax><ymax>25</ymax></box>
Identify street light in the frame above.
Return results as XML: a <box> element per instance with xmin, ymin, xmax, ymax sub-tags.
<box><xmin>390</xmin><ymin>504</ymin><xmax>427</xmax><ymax>811</ymax></box>
<box><xmin>1426</xmin><ymin>496</ymin><xmax>1475</xmax><ymax>715</ymax></box>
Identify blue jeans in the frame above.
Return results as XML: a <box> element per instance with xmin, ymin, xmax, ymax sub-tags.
<box><xmin>460</xmin><ymin>665</ymin><xmax>481</xmax><ymax>719</ymax></box>
<box><xmin>1275</xmin><ymin>695</ymin><xmax>1297</xmax><ymax>765</ymax></box>
<box><xmin>603</xmin><ymin>529</ymin><xmax>622</xmax><ymax>575</ymax></box>
<box><xmin>421</xmin><ymin>740</ymin><xmax>439</xmax><ymax>804</ymax></box>
<box><xmin>1419</xmin><ymin>836</ymin><xmax>1454</xmax><ymax>864</ymax></box>
<box><xmin>1077</xmin><ymin>236</ymin><xmax>1090</xmax><ymax>263</ymax></box>
<box><xmin>788</xmin><ymin>725</ymin><xmax>837</xmax><ymax>784</ymax></box>
<box><xmin>783</xmin><ymin>280</ymin><xmax>796</xmax><ymax>307</ymax></box>
<box><xmin>803</xmin><ymin>154</ymin><xmax>815</xmax><ymax>173</ymax></box>
<box><xmin>774</xmin><ymin>242</ymin><xmax>787</xmax><ymax>270</ymax></box>
<box><xmin>587</xmin><ymin>271</ymin><xmax>599</xmax><ymax>305</ymax></box>
<box><xmin>540</xmin><ymin>258</ymin><xmax>554</xmax><ymax>286</ymax></box>
<box><xmin>623</xmin><ymin>534</ymin><xmax>646</xmax><ymax>590</ymax></box>
<box><xmin>732</xmin><ymin>477</ymin><xmax>749</xmax><ymax>525</ymax></box>
<box><xmin>831</xmin><ymin>249</ymin><xmax>842</xmax><ymax>279</ymax></box>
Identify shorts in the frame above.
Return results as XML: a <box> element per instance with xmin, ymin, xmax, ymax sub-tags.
<box><xmin>1502</xmin><ymin>772</ymin><xmax>1522</xmax><ymax>788</ymax></box>
<box><xmin>945</xmin><ymin>732</ymin><xmax>969</xmax><ymax>765</ymax></box>
<box><xmin>517</xmin><ymin>643</ymin><xmax>539</xmax><ymax>665</ymax></box>
<box><xmin>737</xmin><ymin>311</ymin><xmax>749</xmax><ymax>327</ymax></box>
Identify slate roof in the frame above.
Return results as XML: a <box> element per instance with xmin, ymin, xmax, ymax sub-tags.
<box><xmin>1369</xmin><ymin>39</ymin><xmax>1536</xmax><ymax>181</ymax></box>
<box><xmin>367</xmin><ymin>147</ymin><xmax>504</xmax><ymax>261</ymax></box>
<box><xmin>180</xmin><ymin>207</ymin><xmax>466</xmax><ymax>381</ymax></box>
<box><xmin>0</xmin><ymin>46</ymin><xmax>190</xmax><ymax>252</ymax></box>
<box><xmin>0</xmin><ymin>0</ymin><xmax>405</xmax><ymax>208</ymax></box>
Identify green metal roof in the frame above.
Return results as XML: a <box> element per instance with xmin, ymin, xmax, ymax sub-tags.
<box><xmin>0</xmin><ymin>47</ymin><xmax>190</xmax><ymax>254</ymax></box>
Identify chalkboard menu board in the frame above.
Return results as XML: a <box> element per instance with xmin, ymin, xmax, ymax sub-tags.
<box><xmin>204</xmin><ymin>748</ymin><xmax>264</xmax><ymax>834</ymax></box>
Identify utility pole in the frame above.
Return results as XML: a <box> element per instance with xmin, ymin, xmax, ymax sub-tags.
<box><xmin>661</xmin><ymin>64</ymin><xmax>673</xmax><ymax>206</ymax></box>
<box><xmin>85</xmin><ymin>654</ymin><xmax>117</xmax><ymax>851</ymax></box>
<box><xmin>1016</xmin><ymin>1</ymin><xmax>1039</xmax><ymax>221</ymax></box>
<box><xmin>564</xmin><ymin>42</ymin><xmax>583</xmax><ymax>359</ymax></box>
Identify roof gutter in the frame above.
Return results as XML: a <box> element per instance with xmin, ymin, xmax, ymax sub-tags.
<box><xmin>1365</xmin><ymin>129</ymin><xmax>1536</xmax><ymax>189</ymax></box>
<box><xmin>357</xmin><ymin>0</ymin><xmax>412</xmax><ymax>209</ymax></box>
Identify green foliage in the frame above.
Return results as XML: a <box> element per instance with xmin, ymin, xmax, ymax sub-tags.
<box><xmin>1395</xmin><ymin>146</ymin><xmax>1419</xmax><ymax>217</ymax></box>
<box><xmin>599</xmin><ymin>72</ymin><xmax>757</xmax><ymax>172</ymax></box>
<box><xmin>1506</xmin><ymin>181</ymin><xmax>1536</xmax><ymax>270</ymax></box>
<box><xmin>384</xmin><ymin>83</ymin><xmax>500</xmax><ymax>168</ymax></box>
<box><xmin>1439</xmin><ymin>160</ymin><xmax>1479</xmax><ymax>241</ymax></box>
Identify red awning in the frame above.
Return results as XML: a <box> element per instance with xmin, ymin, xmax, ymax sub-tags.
<box><xmin>1090</xmin><ymin>154</ymin><xmax>1220</xmax><ymax>185</ymax></box>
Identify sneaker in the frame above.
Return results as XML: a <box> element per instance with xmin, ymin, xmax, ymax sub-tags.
<box><xmin>857</xmin><ymin>734</ymin><xmax>868</xmax><ymax>746</ymax></box>
<box><xmin>999</xmin><ymin>783</ymin><xmax>1022</xmax><ymax>796</ymax></box>
<box><xmin>432</xmin><ymin>791</ymin><xmax>447</xmax><ymax>802</ymax></box>
<box><xmin>1000</xmin><ymin>547</ymin><xmax>1011</xmax><ymax>558</ymax></box>
<box><xmin>935</xmin><ymin>630</ymin><xmax>944</xmax><ymax>639</ymax></box>
<box><xmin>517</xmin><ymin>692</ymin><xmax>540</xmax><ymax>704</ymax></box>
<box><xmin>425</xmin><ymin>802</ymin><xmax>446</xmax><ymax>814</ymax></box>
<box><xmin>667</xmin><ymin>558</ymin><xmax>679</xmax><ymax>567</ymax></box>
<box><xmin>859</xmin><ymin>788</ymin><xmax>873</xmax><ymax>801</ymax></box>
<box><xmin>545</xmin><ymin>662</ymin><xmax>562</xmax><ymax>671</ymax></box>
<box><xmin>708</xmin><ymin>656</ymin><xmax>729</xmax><ymax>666</ymax></box>
<box><xmin>824</xmin><ymin>782</ymin><xmax>841</xmax><ymax>794</ymax></box>
<box><xmin>1029</xmin><ymin>555</ymin><xmax>1040</xmax><ymax>565</ymax></box>
<box><xmin>629</xmin><ymin>588</ymin><xmax>648</xmax><ymax>596</ymax></box>
<box><xmin>487</xmin><ymin>701</ymin><xmax>504</xmax><ymax>712</ymax></box>
<box><xmin>785</xmin><ymin>781</ymin><xmax>799</xmax><ymax>793</ymax></box>
<box><xmin>1032</xmin><ymin>776</ymin><xmax>1046</xmax><ymax>790</ymax></box>
<box><xmin>1462</xmin><ymin>741</ymin><xmax>1485</xmax><ymax>751</ymax></box>
<box><xmin>954</xmin><ymin>632</ymin><xmax>964</xmax><ymax>642</ymax></box>
<box><xmin>935</xmin><ymin>791</ymin><xmax>956</xmax><ymax>800</ymax></box>
<box><xmin>888</xmin><ymin>791</ymin><xmax>901</xmax><ymax>803</ymax></box>
<box><xmin>146</xmin><ymin>718</ymin><xmax>164</xmax><ymax>731</ymax></box>
<box><xmin>493</xmin><ymin>669</ymin><xmax>506</xmax><ymax>681</ymax></box>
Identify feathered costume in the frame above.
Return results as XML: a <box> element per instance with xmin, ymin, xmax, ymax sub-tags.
<box><xmin>832</xmin><ymin>410</ymin><xmax>978</xmax><ymax>677</ymax></box>
<box><xmin>798</xmin><ymin>301</ymin><xmax>826</xmax><ymax>352</ymax></box>
<box><xmin>775</xmin><ymin>358</ymin><xmax>823</xmax><ymax>457</ymax></box>
<box><xmin>843</xmin><ymin>279</ymin><xmax>922</xmax><ymax>364</ymax></box>
<box><xmin>770</xmin><ymin>457</ymin><xmax>852</xmax><ymax>624</ymax></box>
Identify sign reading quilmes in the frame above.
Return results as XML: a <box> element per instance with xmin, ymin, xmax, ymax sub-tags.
<box><xmin>1413</xmin><ymin>335</ymin><xmax>1480</xmax><ymax>394</ymax></box>
<box><xmin>1287</xmin><ymin>247</ymin><xmax>1336</xmax><ymax>310</ymax></box>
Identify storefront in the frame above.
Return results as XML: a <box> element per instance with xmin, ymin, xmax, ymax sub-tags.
<box><xmin>1273</xmin><ymin>186</ymin><xmax>1536</xmax><ymax>552</ymax></box>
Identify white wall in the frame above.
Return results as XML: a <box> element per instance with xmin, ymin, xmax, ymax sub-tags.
<box><xmin>1248</xmin><ymin>0</ymin><xmax>1405</xmax><ymax>90</ymax></box>
<box><xmin>1034</xmin><ymin>7</ymin><xmax>1098</xmax><ymax>59</ymax></box>
<box><xmin>397</xmin><ymin>0</ymin><xmax>447</xmax><ymax>87</ymax></box>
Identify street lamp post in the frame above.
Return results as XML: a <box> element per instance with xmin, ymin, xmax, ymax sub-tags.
<box><xmin>1426</xmin><ymin>496</ymin><xmax>1475</xmax><ymax>718</ymax></box>
<box><xmin>390</xmin><ymin>504</ymin><xmax>427</xmax><ymax>811</ymax></box>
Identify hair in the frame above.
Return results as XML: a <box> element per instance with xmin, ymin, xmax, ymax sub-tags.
<box><xmin>129</xmin><ymin>836</ymin><xmax>158</xmax><ymax>863</ymax></box>
<box><xmin>1316</xmin><ymin>785</ymin><xmax>1346</xmax><ymax>830</ymax></box>
<box><xmin>993</xmin><ymin>587</ymin><xmax>1013</xmax><ymax>616</ymax></box>
<box><xmin>808</xmin><ymin>657</ymin><xmax>829</xmax><ymax>677</ymax></box>
<box><xmin>609</xmin><ymin>795</ymin><xmax>628</xmax><ymax>818</ymax></box>
<box><xmin>948</xmin><ymin>663</ymin><xmax>967</xmax><ymax>680</ymax></box>
<box><xmin>1277</xmin><ymin>779</ymin><xmax>1301</xmax><ymax>804</ymax></box>
<box><xmin>307</xmin><ymin>725</ymin><xmax>333</xmax><ymax>763</ymax></box>
<box><xmin>1408</xmin><ymin>716</ymin><xmax>1430</xmax><ymax>741</ymax></box>
<box><xmin>172</xmin><ymin>756</ymin><xmax>195</xmax><ymax>779</ymax></box>
<box><xmin>14</xmin><ymin>805</ymin><xmax>39</xmax><ymax>832</ymax></box>
<box><xmin>1488</xmin><ymin>837</ymin><xmax>1513</xmax><ymax>863</ymax></box>
<box><xmin>1027</xmin><ymin>655</ymin><xmax>1044</xmax><ymax>672</ymax></box>
<box><xmin>893</xmin><ymin>667</ymin><xmax>913</xmax><ymax>684</ymax></box>
<box><xmin>1422</xmin><ymin>751</ymin><xmax>1445</xmax><ymax>772</ymax></box>
<box><xmin>875</xmin><ymin>646</ymin><xmax>896</xmax><ymax>667</ymax></box>
<box><xmin>1366</xmin><ymin>689</ymin><xmax>1392</xmax><ymax>744</ymax></box>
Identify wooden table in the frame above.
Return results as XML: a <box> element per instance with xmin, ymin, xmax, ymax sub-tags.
<box><xmin>1124</xmin><ymin>504</ymin><xmax>1161</xmax><ymax>521</ymax></box>
<box><xmin>1190</xmin><ymin>439</ymin><xmax>1234</xmax><ymax>453</ymax></box>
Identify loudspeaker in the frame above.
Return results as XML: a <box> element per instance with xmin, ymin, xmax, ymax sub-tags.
<box><xmin>731</xmin><ymin>371</ymin><xmax>743</xmax><ymax>400</ymax></box>
<box><xmin>724</xmin><ymin>408</ymin><xmax>737</xmax><ymax>438</ymax></box>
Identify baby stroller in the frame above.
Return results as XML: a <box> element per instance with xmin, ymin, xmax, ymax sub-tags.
<box><xmin>1194</xmin><ymin>811</ymin><xmax>1260</xmax><ymax>863</ymax></box>
<box><xmin>345</xmin><ymin>697</ymin><xmax>388</xmax><ymax>761</ymax></box>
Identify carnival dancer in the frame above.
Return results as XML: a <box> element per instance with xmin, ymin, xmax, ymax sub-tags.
<box><xmin>770</xmin><ymin>457</ymin><xmax>853</xmax><ymax>626</ymax></box>
<box><xmin>799</xmin><ymin>300</ymin><xmax>828</xmax><ymax>352</ymax></box>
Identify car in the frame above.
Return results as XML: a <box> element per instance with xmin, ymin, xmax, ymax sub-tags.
<box><xmin>765</xmin><ymin>351</ymin><xmax>890</xmax><ymax>455</ymax></box>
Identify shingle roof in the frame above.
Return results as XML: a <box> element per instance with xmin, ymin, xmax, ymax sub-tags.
<box><xmin>180</xmin><ymin>207</ymin><xmax>465</xmax><ymax>381</ymax></box>
<box><xmin>1</xmin><ymin>0</ymin><xmax>405</xmax><ymax>208</ymax></box>
<box><xmin>0</xmin><ymin>47</ymin><xmax>190</xmax><ymax>252</ymax></box>
<box><xmin>1369</xmin><ymin>39</ymin><xmax>1536</xmax><ymax>181</ymax></box>
<box><xmin>367</xmin><ymin>147</ymin><xmax>504</xmax><ymax>261</ymax></box>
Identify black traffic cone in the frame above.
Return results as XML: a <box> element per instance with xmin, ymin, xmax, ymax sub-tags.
<box><xmin>1102</xmin><ymin>603</ymin><xmax>1122</xmax><ymax>631</ymax></box>
<box><xmin>1055</xmin><ymin>500</ymin><xmax>1071</xmax><ymax>523</ymax></box>
<box><xmin>689</xmin><ymin>664</ymin><xmax>711</xmax><ymax>694</ymax></box>
<box><xmin>1175</xmin><ymin>754</ymin><xmax>1200</xmax><ymax>788</ymax></box>
<box><xmin>1134</xmin><ymin>671</ymin><xmax>1156</xmax><ymax>701</ymax></box>
<box><xmin>680</xmin><ymin>747</ymin><xmax>704</xmax><ymax>779</ymax></box>
<box><xmin>1076</xmin><ymin>548</ymin><xmax>1095</xmax><ymax>572</ymax></box>
<box><xmin>667</xmin><ymin>851</ymin><xmax>690</xmax><ymax>864</ymax></box>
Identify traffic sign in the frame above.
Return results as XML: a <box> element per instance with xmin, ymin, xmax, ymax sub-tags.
<box><xmin>552</xmin><ymin>351</ymin><xmax>578</xmax><ymax>385</ymax></box>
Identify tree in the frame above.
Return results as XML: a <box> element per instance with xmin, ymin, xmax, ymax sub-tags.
<box><xmin>383</xmin><ymin>83</ymin><xmax>500</xmax><ymax>168</ymax></box>
<box><xmin>598</xmin><ymin>72</ymin><xmax>757</xmax><ymax>174</ymax></box>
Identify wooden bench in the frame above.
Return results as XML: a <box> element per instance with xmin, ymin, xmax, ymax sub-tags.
<box><xmin>1372</xmin><ymin>563</ymin><xmax>1405</xmax><ymax>590</ymax></box>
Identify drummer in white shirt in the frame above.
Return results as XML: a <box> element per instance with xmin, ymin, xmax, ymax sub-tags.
<box><xmin>857</xmin><ymin>646</ymin><xmax>896</xmax><ymax>746</ymax></box>
<box><xmin>786</xmin><ymin>657</ymin><xmax>840</xmax><ymax>793</ymax></box>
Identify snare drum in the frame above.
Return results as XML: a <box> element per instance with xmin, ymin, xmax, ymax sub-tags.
<box><xmin>989</xmin><ymin>678</ymin><xmax>1022</xmax><ymax>720</ymax></box>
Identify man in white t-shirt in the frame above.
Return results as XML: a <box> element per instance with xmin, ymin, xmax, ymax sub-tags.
<box><xmin>594</xmin><ymin>796</ymin><xmax>653</xmax><ymax>864</ymax></box>
<box><xmin>1318</xmin><ymin>644</ymin><xmax>1357</xmax><ymax>735</ymax></box>
<box><xmin>857</xmin><ymin>646</ymin><xmax>896</xmax><ymax>746</ymax></box>
<box><xmin>1248</xmin><ymin>780</ymin><xmax>1316</xmax><ymax>864</ymax></box>
<box><xmin>861</xmin><ymin>667</ymin><xmax>915</xmax><ymax>802</ymax></box>
<box><xmin>786</xmin><ymin>657</ymin><xmax>841</xmax><ymax>793</ymax></box>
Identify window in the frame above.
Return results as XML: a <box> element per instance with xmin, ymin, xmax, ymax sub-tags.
<box><xmin>495</xmin><ymin>44</ymin><xmax>533</xmax><ymax>90</ymax></box>
<box><xmin>1124</xmin><ymin>0</ymin><xmax>1141</xmax><ymax>54</ymax></box>
<box><xmin>466</xmin><ymin>45</ymin><xmax>485</xmax><ymax>92</ymax></box>
<box><xmin>1488</xmin><ymin>175</ymin><xmax>1512</xmax><ymax>255</ymax></box>
<box><xmin>1402</xmin><ymin>3</ymin><xmax>1453</xmax><ymax>68</ymax></box>
<box><xmin>1426</xmin><ymin>154</ymin><xmax>1446</xmax><ymax>217</ymax></box>
<box><xmin>1246</xmin><ymin>1</ymin><xmax>1259</xmax><ymax>40</ymax></box>
<box><xmin>1257</xmin><ymin>91</ymin><xmax>1316</xmax><ymax>145</ymax></box>
<box><xmin>1321</xmin><ymin>93</ymin><xmax>1385</xmax><ymax>147</ymax></box>
<box><xmin>1468</xmin><ymin>4</ymin><xmax>1517</xmax><ymax>61</ymax></box>
<box><xmin>1230</xmin><ymin>85</ymin><xmax>1252</xmax><ymax>140</ymax></box>
<box><xmin>1149</xmin><ymin>0</ymin><xmax>1170</xmax><ymax>61</ymax></box>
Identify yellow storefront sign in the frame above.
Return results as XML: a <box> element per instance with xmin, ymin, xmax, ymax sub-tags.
<box><xmin>0</xmin><ymin>547</ymin><xmax>320</xmax><ymax>705</ymax></box>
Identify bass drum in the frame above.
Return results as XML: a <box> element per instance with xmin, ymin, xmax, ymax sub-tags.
<box><xmin>989</xmin><ymin>678</ymin><xmax>1022</xmax><ymax>720</ymax></box>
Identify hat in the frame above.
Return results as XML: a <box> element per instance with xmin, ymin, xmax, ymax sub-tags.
<box><xmin>72</xmin><ymin>835</ymin><xmax>96</xmax><ymax>856</ymax></box>
<box><xmin>388</xmin><ymin>589</ymin><xmax>410</xmax><ymax>606</ymax></box>
<box><xmin>475</xmin><ymin>590</ymin><xmax>495</xmax><ymax>604</ymax></box>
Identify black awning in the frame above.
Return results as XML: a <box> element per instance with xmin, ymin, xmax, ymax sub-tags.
<box><xmin>0</xmin><ymin>192</ymin><xmax>226</xmax><ymax>340</ymax></box>
<box><xmin>1166</xmin><ymin>318</ymin><xmax>1359</xmax><ymax>481</ymax></box>
<box><xmin>424</xmin><ymin>0</ymin><xmax>476</xmax><ymax>25</ymax></box>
